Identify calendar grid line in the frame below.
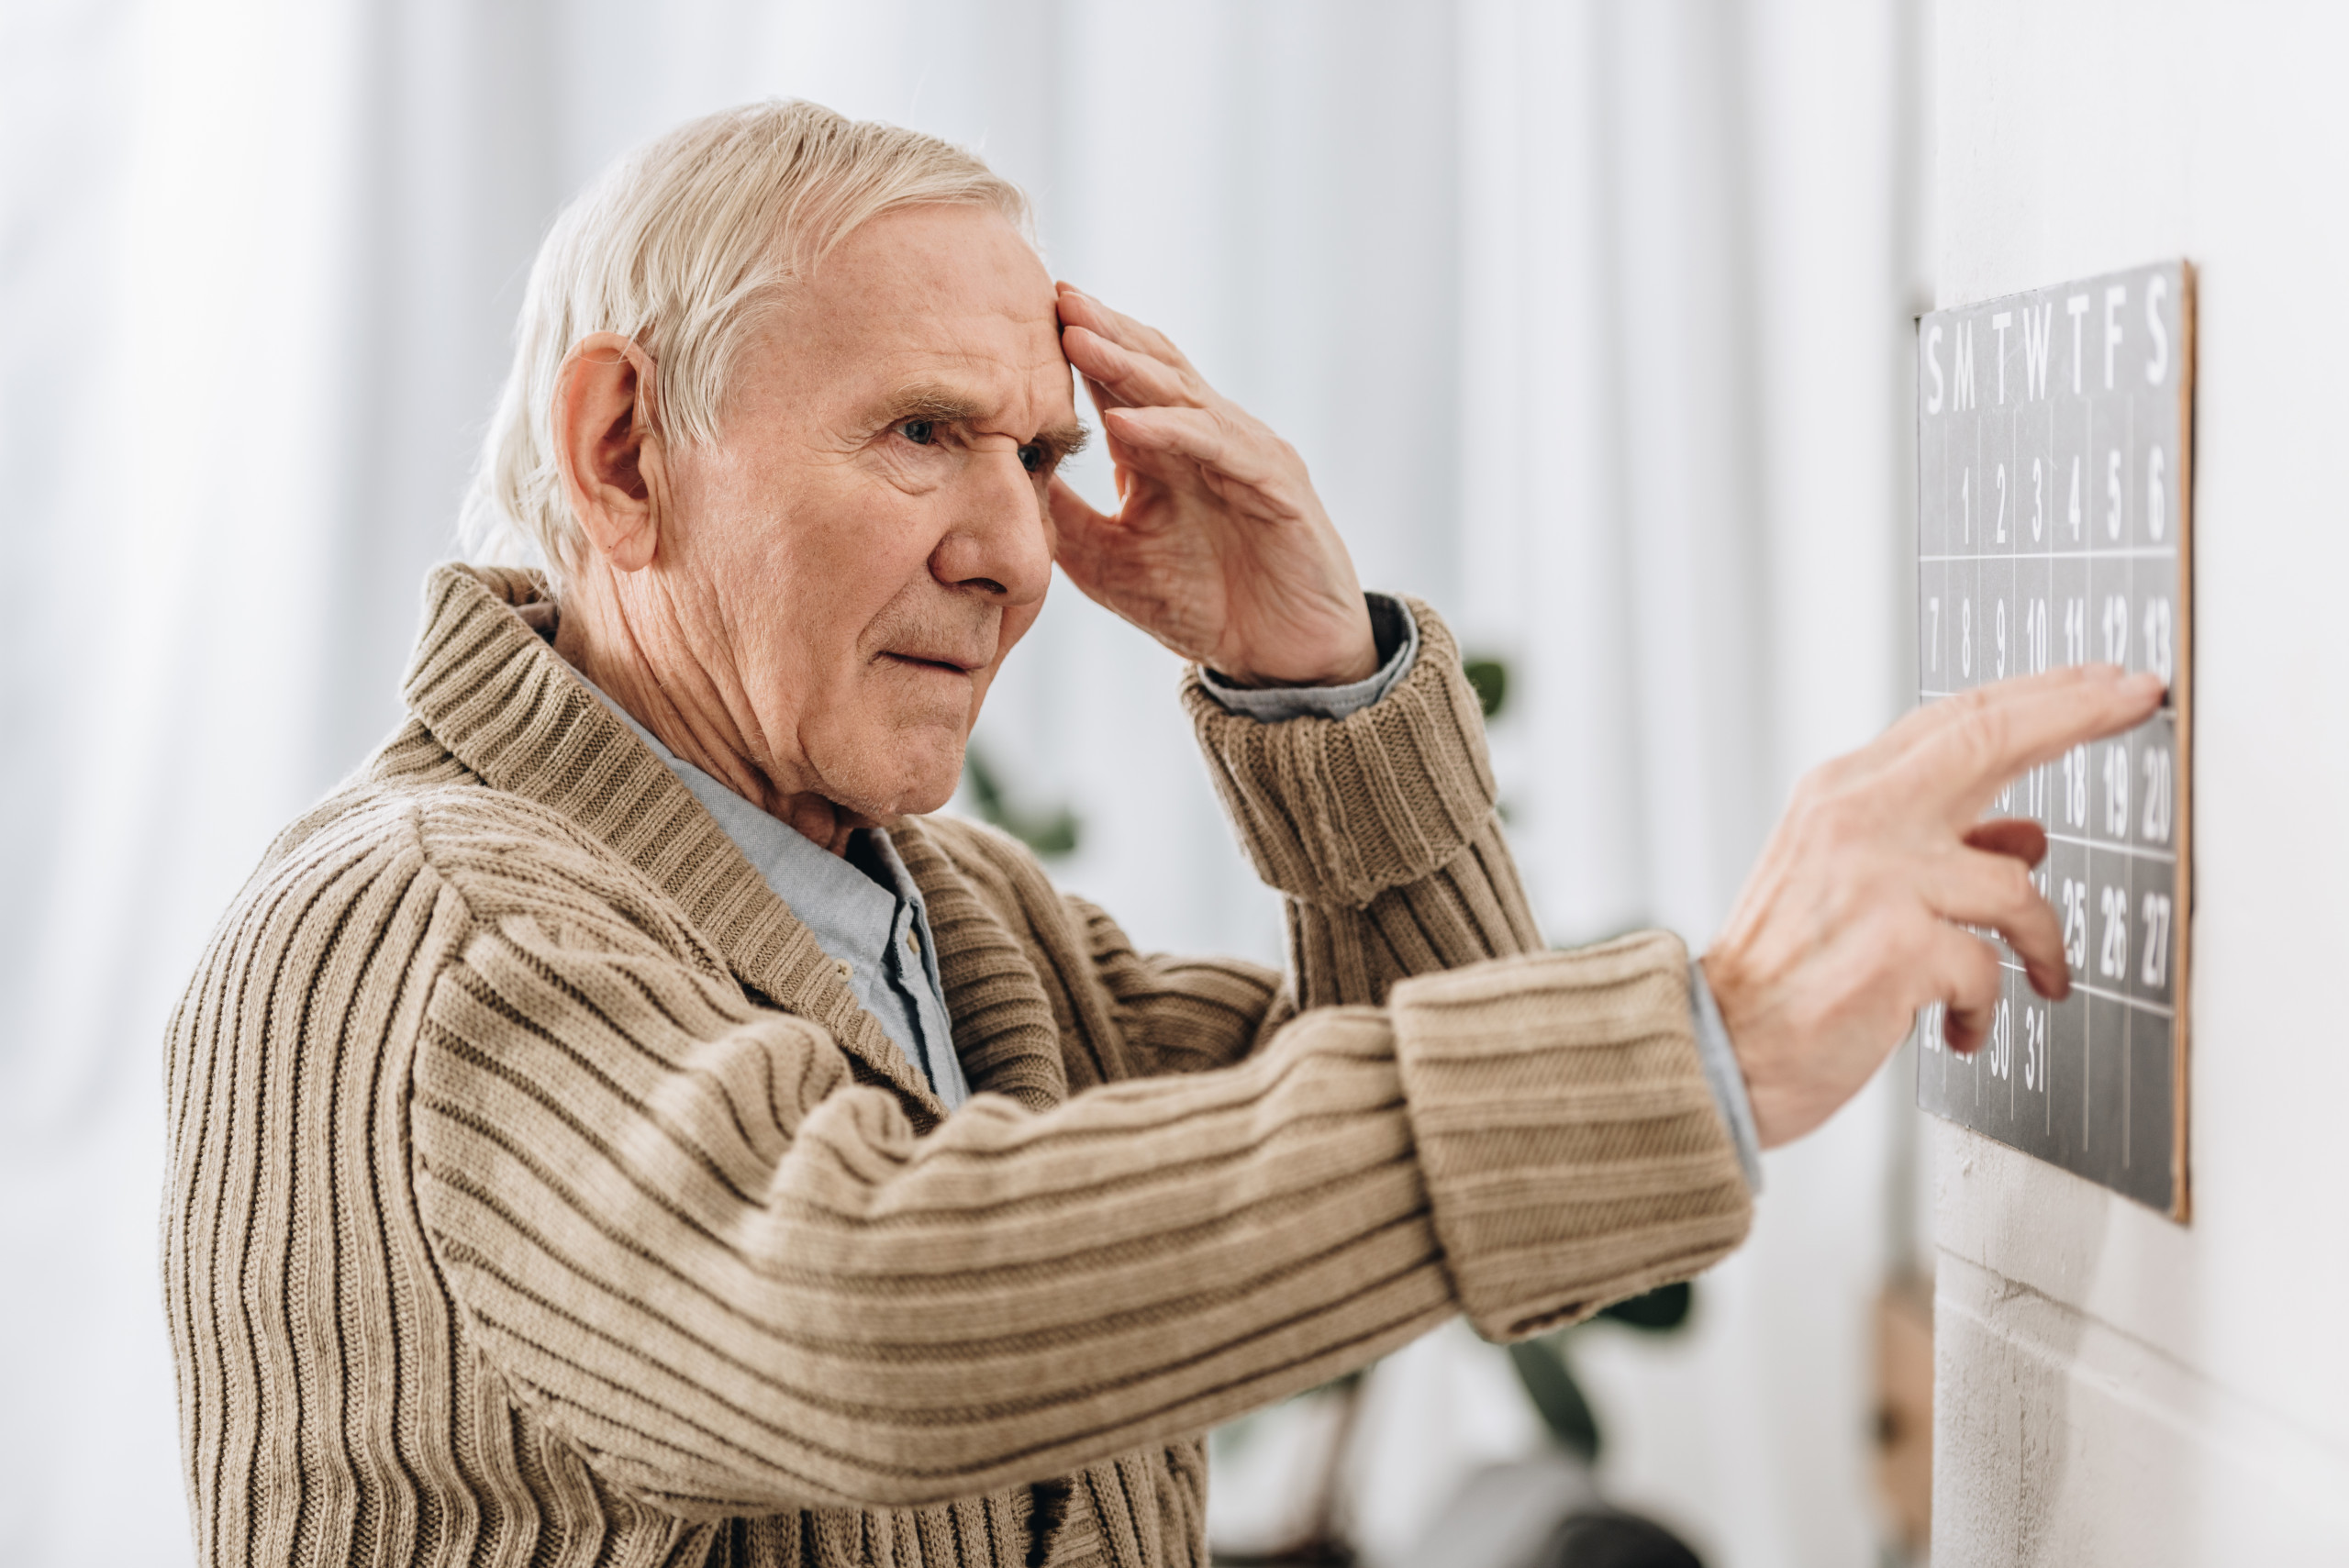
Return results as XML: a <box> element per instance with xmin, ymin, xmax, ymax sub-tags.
<box><xmin>1920</xmin><ymin>549</ymin><xmax>2179</xmax><ymax>563</ymax></box>
<box><xmin>2042</xmin><ymin>830</ymin><xmax>2175</xmax><ymax>862</ymax></box>
<box><xmin>1994</xmin><ymin>960</ymin><xmax>2174</xmax><ymax>1018</ymax></box>
<box><xmin>1918</xmin><ymin>689</ymin><xmax>2182</xmax><ymax>709</ymax></box>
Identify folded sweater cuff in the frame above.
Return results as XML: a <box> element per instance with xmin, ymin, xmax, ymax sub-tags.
<box><xmin>1196</xmin><ymin>594</ymin><xmax>1419</xmax><ymax>723</ymax></box>
<box><xmin>1182</xmin><ymin>595</ymin><xmax>1497</xmax><ymax>909</ymax></box>
<box><xmin>1387</xmin><ymin>931</ymin><xmax>1754</xmax><ymax>1340</ymax></box>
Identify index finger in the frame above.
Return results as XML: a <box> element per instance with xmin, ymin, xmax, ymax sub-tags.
<box><xmin>1056</xmin><ymin>284</ymin><xmax>1197</xmax><ymax>374</ymax></box>
<box><xmin>1063</xmin><ymin>325</ymin><xmax>1197</xmax><ymax>414</ymax></box>
<box><xmin>1894</xmin><ymin>664</ymin><xmax>2165</xmax><ymax>820</ymax></box>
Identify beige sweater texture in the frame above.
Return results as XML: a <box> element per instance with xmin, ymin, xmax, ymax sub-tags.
<box><xmin>162</xmin><ymin>564</ymin><xmax>1753</xmax><ymax>1568</ymax></box>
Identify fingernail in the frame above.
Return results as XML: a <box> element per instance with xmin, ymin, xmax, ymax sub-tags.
<box><xmin>2122</xmin><ymin>671</ymin><xmax>2165</xmax><ymax>700</ymax></box>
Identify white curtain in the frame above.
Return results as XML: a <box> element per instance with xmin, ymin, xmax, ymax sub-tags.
<box><xmin>0</xmin><ymin>4</ymin><xmax>1925</xmax><ymax>1564</ymax></box>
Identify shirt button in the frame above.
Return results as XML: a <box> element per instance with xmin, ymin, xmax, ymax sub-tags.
<box><xmin>904</xmin><ymin>930</ymin><xmax>920</xmax><ymax>955</ymax></box>
<box><xmin>834</xmin><ymin>959</ymin><xmax>853</xmax><ymax>983</ymax></box>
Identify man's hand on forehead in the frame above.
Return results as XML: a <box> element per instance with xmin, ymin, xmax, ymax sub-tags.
<box><xmin>1045</xmin><ymin>283</ymin><xmax>1379</xmax><ymax>690</ymax></box>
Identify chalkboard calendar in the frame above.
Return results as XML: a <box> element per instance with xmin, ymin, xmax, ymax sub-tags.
<box><xmin>1913</xmin><ymin>261</ymin><xmax>2194</xmax><ymax>1219</ymax></box>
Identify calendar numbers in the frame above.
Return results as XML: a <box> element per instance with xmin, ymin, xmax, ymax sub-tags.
<box><xmin>2141</xmin><ymin>894</ymin><xmax>2172</xmax><ymax>990</ymax></box>
<box><xmin>2098</xmin><ymin>883</ymin><xmax>2130</xmax><ymax>981</ymax></box>
<box><xmin>2142</xmin><ymin>745</ymin><xmax>2173</xmax><ymax>844</ymax></box>
<box><xmin>2102</xmin><ymin>742</ymin><xmax>2131</xmax><ymax>836</ymax></box>
<box><xmin>2143</xmin><ymin>595</ymin><xmax>2173</xmax><ymax>683</ymax></box>
<box><xmin>1915</xmin><ymin>261</ymin><xmax>2188</xmax><ymax>1216</ymax></box>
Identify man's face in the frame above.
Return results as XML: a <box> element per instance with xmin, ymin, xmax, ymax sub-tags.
<box><xmin>653</xmin><ymin>205</ymin><xmax>1079</xmax><ymax>820</ymax></box>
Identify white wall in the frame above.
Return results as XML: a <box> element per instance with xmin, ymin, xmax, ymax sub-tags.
<box><xmin>1931</xmin><ymin>4</ymin><xmax>2349</xmax><ymax>1558</ymax></box>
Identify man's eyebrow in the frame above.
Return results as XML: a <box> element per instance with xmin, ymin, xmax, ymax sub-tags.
<box><xmin>871</xmin><ymin>383</ymin><xmax>990</xmax><ymax>427</ymax></box>
<box><xmin>870</xmin><ymin>381</ymin><xmax>1090</xmax><ymax>461</ymax></box>
<box><xmin>1037</xmin><ymin>418</ymin><xmax>1091</xmax><ymax>462</ymax></box>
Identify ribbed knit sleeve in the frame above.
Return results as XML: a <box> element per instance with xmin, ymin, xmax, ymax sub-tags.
<box><xmin>1388</xmin><ymin>933</ymin><xmax>1753</xmax><ymax>1340</ymax></box>
<box><xmin>1183</xmin><ymin>595</ymin><xmax>1494</xmax><ymax>909</ymax></box>
<box><xmin>1183</xmin><ymin>597</ymin><xmax>1542</xmax><ymax>1010</ymax></box>
<box><xmin>1065</xmin><ymin>891</ymin><xmax>1293</xmax><ymax>1079</ymax></box>
<box><xmin>406</xmin><ymin>811</ymin><xmax>1748</xmax><ymax>1518</ymax></box>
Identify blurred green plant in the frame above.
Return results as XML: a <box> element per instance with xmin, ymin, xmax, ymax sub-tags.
<box><xmin>1507</xmin><ymin>1282</ymin><xmax>1695</xmax><ymax>1462</ymax></box>
<box><xmin>1590</xmin><ymin>1281</ymin><xmax>1693</xmax><ymax>1331</ymax></box>
<box><xmin>1463</xmin><ymin>655</ymin><xmax>1509</xmax><ymax>720</ymax></box>
<box><xmin>961</xmin><ymin>743</ymin><xmax>1081</xmax><ymax>857</ymax></box>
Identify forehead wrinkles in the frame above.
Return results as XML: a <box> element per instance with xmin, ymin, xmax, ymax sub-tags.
<box><xmin>852</xmin><ymin>299</ymin><xmax>1074</xmax><ymax>430</ymax></box>
<box><xmin>753</xmin><ymin>217</ymin><xmax>1067</xmax><ymax>429</ymax></box>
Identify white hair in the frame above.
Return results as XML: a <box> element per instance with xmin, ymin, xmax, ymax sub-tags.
<box><xmin>459</xmin><ymin>100</ymin><xmax>1031</xmax><ymax>585</ymax></box>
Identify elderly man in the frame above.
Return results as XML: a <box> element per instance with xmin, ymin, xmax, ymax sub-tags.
<box><xmin>164</xmin><ymin>102</ymin><xmax>2158</xmax><ymax>1568</ymax></box>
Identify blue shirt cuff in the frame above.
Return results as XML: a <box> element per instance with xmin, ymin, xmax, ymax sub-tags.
<box><xmin>1689</xmin><ymin>957</ymin><xmax>1764</xmax><ymax>1191</ymax></box>
<box><xmin>1196</xmin><ymin>594</ymin><xmax>1419</xmax><ymax>722</ymax></box>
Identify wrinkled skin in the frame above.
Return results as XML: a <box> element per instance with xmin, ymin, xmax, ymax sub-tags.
<box><xmin>1706</xmin><ymin>665</ymin><xmax>2161</xmax><ymax>1144</ymax></box>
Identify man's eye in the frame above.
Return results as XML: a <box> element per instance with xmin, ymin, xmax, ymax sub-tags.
<box><xmin>901</xmin><ymin>419</ymin><xmax>935</xmax><ymax>446</ymax></box>
<box><xmin>1019</xmin><ymin>444</ymin><xmax>1044</xmax><ymax>473</ymax></box>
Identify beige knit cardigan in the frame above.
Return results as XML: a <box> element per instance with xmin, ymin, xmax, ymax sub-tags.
<box><xmin>162</xmin><ymin>563</ymin><xmax>1752</xmax><ymax>1568</ymax></box>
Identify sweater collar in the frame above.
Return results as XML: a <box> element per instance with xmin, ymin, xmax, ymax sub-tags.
<box><xmin>396</xmin><ymin>563</ymin><xmax>977</xmax><ymax>1116</ymax></box>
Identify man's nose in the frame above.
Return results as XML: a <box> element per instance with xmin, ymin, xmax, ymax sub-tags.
<box><xmin>930</xmin><ymin>449</ymin><xmax>1052</xmax><ymax>607</ymax></box>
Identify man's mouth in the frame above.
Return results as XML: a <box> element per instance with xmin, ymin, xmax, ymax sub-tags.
<box><xmin>880</xmin><ymin>650</ymin><xmax>984</xmax><ymax>675</ymax></box>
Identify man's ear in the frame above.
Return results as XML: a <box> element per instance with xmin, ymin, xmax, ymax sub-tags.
<box><xmin>554</xmin><ymin>332</ymin><xmax>666</xmax><ymax>573</ymax></box>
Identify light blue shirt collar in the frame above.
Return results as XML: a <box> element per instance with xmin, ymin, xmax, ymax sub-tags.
<box><xmin>570</xmin><ymin>674</ymin><xmax>969</xmax><ymax>1109</ymax></box>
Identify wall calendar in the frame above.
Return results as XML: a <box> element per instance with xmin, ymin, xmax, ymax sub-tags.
<box><xmin>1913</xmin><ymin>260</ymin><xmax>2194</xmax><ymax>1220</ymax></box>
